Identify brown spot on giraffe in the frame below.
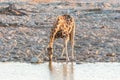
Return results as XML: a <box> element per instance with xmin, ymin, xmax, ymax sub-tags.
<box><xmin>47</xmin><ymin>14</ymin><xmax>76</xmax><ymax>61</ymax></box>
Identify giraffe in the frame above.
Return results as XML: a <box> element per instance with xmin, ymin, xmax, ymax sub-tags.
<box><xmin>47</xmin><ymin>14</ymin><xmax>75</xmax><ymax>61</ymax></box>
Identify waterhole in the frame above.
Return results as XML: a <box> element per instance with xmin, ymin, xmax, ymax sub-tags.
<box><xmin>0</xmin><ymin>62</ymin><xmax>120</xmax><ymax>80</ymax></box>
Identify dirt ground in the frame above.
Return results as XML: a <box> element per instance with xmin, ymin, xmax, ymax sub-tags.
<box><xmin>0</xmin><ymin>0</ymin><xmax>120</xmax><ymax>63</ymax></box>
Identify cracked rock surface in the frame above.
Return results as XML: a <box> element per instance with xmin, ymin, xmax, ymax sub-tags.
<box><xmin>0</xmin><ymin>0</ymin><xmax>120</xmax><ymax>63</ymax></box>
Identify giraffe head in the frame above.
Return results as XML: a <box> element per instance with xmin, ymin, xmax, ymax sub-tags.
<box><xmin>47</xmin><ymin>47</ymin><xmax>53</xmax><ymax>61</ymax></box>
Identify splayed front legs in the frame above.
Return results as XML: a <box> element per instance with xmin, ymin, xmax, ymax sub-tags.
<box><xmin>60</xmin><ymin>37</ymin><xmax>70</xmax><ymax>61</ymax></box>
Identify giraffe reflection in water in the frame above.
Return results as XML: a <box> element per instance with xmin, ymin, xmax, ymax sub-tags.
<box><xmin>48</xmin><ymin>61</ymin><xmax>74</xmax><ymax>80</ymax></box>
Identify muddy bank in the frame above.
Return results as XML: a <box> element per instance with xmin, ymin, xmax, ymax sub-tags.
<box><xmin>0</xmin><ymin>0</ymin><xmax>120</xmax><ymax>63</ymax></box>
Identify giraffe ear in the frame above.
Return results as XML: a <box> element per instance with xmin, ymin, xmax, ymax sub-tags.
<box><xmin>57</xmin><ymin>17</ymin><xmax>60</xmax><ymax>21</ymax></box>
<box><xmin>58</xmin><ymin>16</ymin><xmax>63</xmax><ymax>20</ymax></box>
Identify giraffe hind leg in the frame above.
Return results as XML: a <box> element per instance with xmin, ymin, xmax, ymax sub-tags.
<box><xmin>70</xmin><ymin>30</ymin><xmax>75</xmax><ymax>60</ymax></box>
<box><xmin>61</xmin><ymin>44</ymin><xmax>65</xmax><ymax>57</ymax></box>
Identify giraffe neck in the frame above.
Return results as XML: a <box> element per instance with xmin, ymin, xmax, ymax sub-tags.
<box><xmin>48</xmin><ymin>42</ymin><xmax>53</xmax><ymax>48</ymax></box>
<box><xmin>48</xmin><ymin>35</ymin><xmax>54</xmax><ymax>48</ymax></box>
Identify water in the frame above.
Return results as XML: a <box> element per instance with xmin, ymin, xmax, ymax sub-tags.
<box><xmin>0</xmin><ymin>62</ymin><xmax>120</xmax><ymax>80</ymax></box>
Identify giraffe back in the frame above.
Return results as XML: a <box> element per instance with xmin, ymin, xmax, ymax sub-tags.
<box><xmin>52</xmin><ymin>14</ymin><xmax>75</xmax><ymax>39</ymax></box>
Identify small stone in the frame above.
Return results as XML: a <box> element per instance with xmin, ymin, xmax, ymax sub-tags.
<box><xmin>2</xmin><ymin>58</ymin><xmax>9</xmax><ymax>62</ymax></box>
<box><xmin>106</xmin><ymin>53</ymin><xmax>116</xmax><ymax>57</ymax></box>
<box><xmin>76</xmin><ymin>60</ymin><xmax>83</xmax><ymax>64</ymax></box>
<box><xmin>12</xmin><ymin>55</ymin><xmax>19</xmax><ymax>59</ymax></box>
<box><xmin>96</xmin><ymin>50</ymin><xmax>99</xmax><ymax>54</ymax></box>
<box><xmin>57</xmin><ymin>57</ymin><xmax>66</xmax><ymax>60</ymax></box>
<box><xmin>0</xmin><ymin>32</ymin><xmax>3</xmax><ymax>38</ymax></box>
<box><xmin>26</xmin><ymin>20</ymin><xmax>37</xmax><ymax>27</ymax></box>
<box><xmin>115</xmin><ymin>46</ymin><xmax>120</xmax><ymax>52</ymax></box>
<box><xmin>30</xmin><ymin>56</ymin><xmax>41</xmax><ymax>63</ymax></box>
<box><xmin>103</xmin><ymin>3</ymin><xmax>111</xmax><ymax>8</ymax></box>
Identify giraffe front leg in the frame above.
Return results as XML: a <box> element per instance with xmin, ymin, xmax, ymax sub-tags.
<box><xmin>61</xmin><ymin>42</ymin><xmax>65</xmax><ymax>58</ymax></box>
<box><xmin>65</xmin><ymin>37</ymin><xmax>69</xmax><ymax>61</ymax></box>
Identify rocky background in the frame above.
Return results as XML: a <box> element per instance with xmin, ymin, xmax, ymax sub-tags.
<box><xmin>0</xmin><ymin>0</ymin><xmax>120</xmax><ymax>63</ymax></box>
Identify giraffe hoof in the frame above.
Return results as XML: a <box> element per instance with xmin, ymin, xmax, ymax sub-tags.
<box><xmin>66</xmin><ymin>58</ymin><xmax>70</xmax><ymax>62</ymax></box>
<box><xmin>71</xmin><ymin>58</ymin><xmax>75</xmax><ymax>61</ymax></box>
